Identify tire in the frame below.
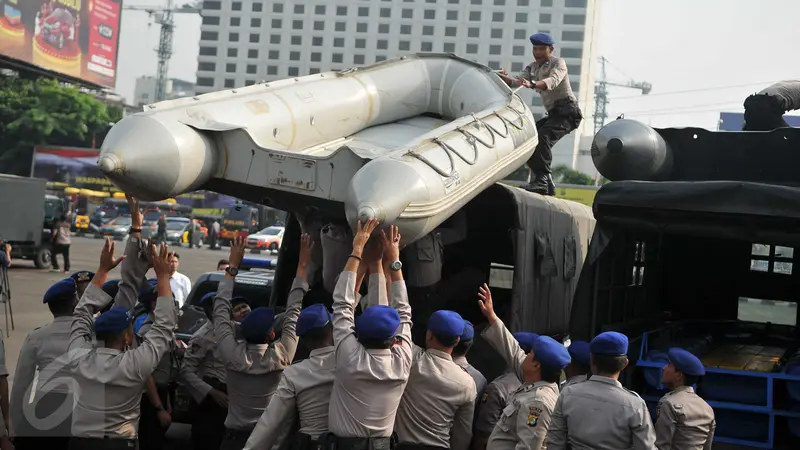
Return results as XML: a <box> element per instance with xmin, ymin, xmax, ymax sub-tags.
<box><xmin>269</xmin><ymin>242</ymin><xmax>278</xmax><ymax>253</ymax></box>
<box><xmin>34</xmin><ymin>245</ymin><xmax>52</xmax><ymax>269</ymax></box>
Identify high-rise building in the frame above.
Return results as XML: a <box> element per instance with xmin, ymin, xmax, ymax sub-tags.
<box><xmin>133</xmin><ymin>76</ymin><xmax>196</xmax><ymax>107</ymax></box>
<box><xmin>194</xmin><ymin>0</ymin><xmax>599</xmax><ymax>169</ymax></box>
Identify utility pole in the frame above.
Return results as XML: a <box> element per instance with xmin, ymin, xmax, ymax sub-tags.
<box><xmin>124</xmin><ymin>1</ymin><xmax>200</xmax><ymax>102</ymax></box>
<box><xmin>593</xmin><ymin>56</ymin><xmax>652</xmax><ymax>134</ymax></box>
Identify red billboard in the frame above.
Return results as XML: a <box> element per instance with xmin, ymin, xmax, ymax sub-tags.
<box><xmin>0</xmin><ymin>0</ymin><xmax>122</xmax><ymax>88</ymax></box>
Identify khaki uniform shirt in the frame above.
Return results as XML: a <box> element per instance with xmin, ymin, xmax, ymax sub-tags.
<box><xmin>474</xmin><ymin>371</ymin><xmax>522</xmax><ymax>435</ymax></box>
<box><xmin>179</xmin><ymin>321</ymin><xmax>227</xmax><ymax>403</ymax></box>
<box><xmin>243</xmin><ymin>346</ymin><xmax>336</xmax><ymax>450</ymax></box>
<box><xmin>482</xmin><ymin>319</ymin><xmax>560</xmax><ymax>450</ymax></box>
<box><xmin>520</xmin><ymin>56</ymin><xmax>577</xmax><ymax>112</ymax></box>
<box><xmin>560</xmin><ymin>374</ymin><xmax>589</xmax><ymax>391</ymax></box>
<box><xmin>212</xmin><ymin>276</ymin><xmax>305</xmax><ymax>430</ymax></box>
<box><xmin>454</xmin><ymin>355</ymin><xmax>487</xmax><ymax>405</ymax></box>
<box><xmin>546</xmin><ymin>376</ymin><xmax>656</xmax><ymax>450</ymax></box>
<box><xmin>759</xmin><ymin>80</ymin><xmax>800</xmax><ymax>112</ymax></box>
<box><xmin>394</xmin><ymin>348</ymin><xmax>476</xmax><ymax>450</ymax></box>
<box><xmin>328</xmin><ymin>271</ymin><xmax>413</xmax><ymax>438</ymax></box>
<box><xmin>655</xmin><ymin>386</ymin><xmax>715</xmax><ymax>450</ymax></box>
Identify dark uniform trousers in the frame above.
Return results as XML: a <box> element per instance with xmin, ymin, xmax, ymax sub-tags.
<box><xmin>527</xmin><ymin>98</ymin><xmax>583</xmax><ymax>175</ymax></box>
<box><xmin>191</xmin><ymin>377</ymin><xmax>228</xmax><ymax>450</ymax></box>
<box><xmin>138</xmin><ymin>385</ymin><xmax>171</xmax><ymax>450</ymax></box>
<box><xmin>13</xmin><ymin>391</ymin><xmax>72</xmax><ymax>450</ymax></box>
<box><xmin>220</xmin><ymin>428</ymin><xmax>255</xmax><ymax>450</ymax></box>
<box><xmin>68</xmin><ymin>437</ymin><xmax>137</xmax><ymax>450</ymax></box>
<box><xmin>291</xmin><ymin>433</ymin><xmax>323</xmax><ymax>450</ymax></box>
<box><xmin>321</xmin><ymin>434</ymin><xmax>397</xmax><ymax>450</ymax></box>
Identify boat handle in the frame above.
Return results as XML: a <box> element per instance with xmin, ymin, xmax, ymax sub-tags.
<box><xmin>485</xmin><ymin>112</ymin><xmax>510</xmax><ymax>138</ymax></box>
<box><xmin>458</xmin><ymin>118</ymin><xmax>496</xmax><ymax>149</ymax></box>
<box><xmin>407</xmin><ymin>143</ymin><xmax>457</xmax><ymax>178</ymax></box>
<box><xmin>433</xmin><ymin>136</ymin><xmax>479</xmax><ymax>166</ymax></box>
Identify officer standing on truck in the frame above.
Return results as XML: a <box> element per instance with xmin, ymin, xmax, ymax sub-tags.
<box><xmin>326</xmin><ymin>220</ymin><xmax>413</xmax><ymax>449</ymax></box>
<box><xmin>546</xmin><ymin>332</ymin><xmax>656</xmax><ymax>450</ymax></box>
<box><xmin>743</xmin><ymin>80</ymin><xmax>800</xmax><ymax>131</ymax></box>
<box><xmin>655</xmin><ymin>348</ymin><xmax>715</xmax><ymax>450</ymax></box>
<box><xmin>498</xmin><ymin>32</ymin><xmax>583</xmax><ymax>196</ymax></box>
<box><xmin>11</xmin><ymin>278</ymin><xmax>78</xmax><ymax>450</ymax></box>
<box><xmin>212</xmin><ymin>235</ymin><xmax>307</xmax><ymax>450</ymax></box>
<box><xmin>477</xmin><ymin>285</ymin><xmax>570</xmax><ymax>450</ymax></box>
<box><xmin>182</xmin><ymin>291</ymin><xmax>229</xmax><ymax>450</ymax></box>
<box><xmin>243</xmin><ymin>303</ymin><xmax>336</xmax><ymax>450</ymax></box>
<box><xmin>471</xmin><ymin>332</ymin><xmax>538</xmax><ymax>450</ymax></box>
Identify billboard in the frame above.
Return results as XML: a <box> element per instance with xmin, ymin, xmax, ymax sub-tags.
<box><xmin>0</xmin><ymin>0</ymin><xmax>122</xmax><ymax>88</ymax></box>
<box><xmin>31</xmin><ymin>146</ymin><xmax>240</xmax><ymax>214</ymax></box>
<box><xmin>719</xmin><ymin>112</ymin><xmax>800</xmax><ymax>132</ymax></box>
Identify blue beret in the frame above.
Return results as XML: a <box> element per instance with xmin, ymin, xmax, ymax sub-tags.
<box><xmin>296</xmin><ymin>304</ymin><xmax>332</xmax><ymax>336</ymax></box>
<box><xmin>428</xmin><ymin>310</ymin><xmax>465</xmax><ymax>339</ymax></box>
<box><xmin>102</xmin><ymin>279</ymin><xmax>121</xmax><ymax>299</ymax></box>
<box><xmin>568</xmin><ymin>340</ymin><xmax>591</xmax><ymax>367</ymax></box>
<box><xmin>231</xmin><ymin>296</ymin><xmax>250</xmax><ymax>306</ymax></box>
<box><xmin>70</xmin><ymin>271</ymin><xmax>95</xmax><ymax>284</ymax></box>
<box><xmin>461</xmin><ymin>321</ymin><xmax>475</xmax><ymax>341</ymax></box>
<box><xmin>43</xmin><ymin>278</ymin><xmax>77</xmax><ymax>304</ymax></box>
<box><xmin>356</xmin><ymin>305</ymin><xmax>400</xmax><ymax>341</ymax></box>
<box><xmin>667</xmin><ymin>348</ymin><xmax>706</xmax><ymax>377</ymax></box>
<box><xmin>514</xmin><ymin>332</ymin><xmax>540</xmax><ymax>353</ymax></box>
<box><xmin>240</xmin><ymin>307</ymin><xmax>276</xmax><ymax>343</ymax></box>
<box><xmin>94</xmin><ymin>305</ymin><xmax>133</xmax><ymax>334</ymax></box>
<box><xmin>199</xmin><ymin>292</ymin><xmax>217</xmax><ymax>306</ymax></box>
<box><xmin>590</xmin><ymin>331</ymin><xmax>629</xmax><ymax>356</ymax></box>
<box><xmin>138</xmin><ymin>283</ymin><xmax>158</xmax><ymax>305</ymax></box>
<box><xmin>530</xmin><ymin>32</ymin><xmax>555</xmax><ymax>46</ymax></box>
<box><xmin>133</xmin><ymin>314</ymin><xmax>148</xmax><ymax>334</ymax></box>
<box><xmin>533</xmin><ymin>336</ymin><xmax>571</xmax><ymax>370</ymax></box>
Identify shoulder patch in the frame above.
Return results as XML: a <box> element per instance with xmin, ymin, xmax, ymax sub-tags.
<box><xmin>527</xmin><ymin>406</ymin><xmax>540</xmax><ymax>427</ymax></box>
<box><xmin>481</xmin><ymin>392</ymin><xmax>489</xmax><ymax>403</ymax></box>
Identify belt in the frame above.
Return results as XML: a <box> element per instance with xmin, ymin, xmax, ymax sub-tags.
<box><xmin>396</xmin><ymin>444</ymin><xmax>447</xmax><ymax>450</ymax></box>
<box><xmin>203</xmin><ymin>376</ymin><xmax>228</xmax><ymax>393</ymax></box>
<box><xmin>327</xmin><ymin>435</ymin><xmax>395</xmax><ymax>450</ymax></box>
<box><xmin>293</xmin><ymin>433</ymin><xmax>323</xmax><ymax>450</ymax></box>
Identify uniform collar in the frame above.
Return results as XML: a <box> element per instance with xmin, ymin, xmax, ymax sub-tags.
<box><xmin>533</xmin><ymin>57</ymin><xmax>553</xmax><ymax>69</ymax></box>
<box><xmin>95</xmin><ymin>347</ymin><xmax>122</xmax><ymax>356</ymax></box>
<box><xmin>453</xmin><ymin>355</ymin><xmax>469</xmax><ymax>367</ymax></box>
<box><xmin>568</xmin><ymin>374</ymin><xmax>588</xmax><ymax>383</ymax></box>
<box><xmin>310</xmin><ymin>346</ymin><xmax>335</xmax><ymax>358</ymax></box>
<box><xmin>588</xmin><ymin>375</ymin><xmax>623</xmax><ymax>388</ymax></box>
<box><xmin>426</xmin><ymin>348</ymin><xmax>453</xmax><ymax>361</ymax></box>
<box><xmin>53</xmin><ymin>316</ymin><xmax>73</xmax><ymax>323</ymax></box>
<box><xmin>672</xmin><ymin>385</ymin><xmax>695</xmax><ymax>394</ymax></box>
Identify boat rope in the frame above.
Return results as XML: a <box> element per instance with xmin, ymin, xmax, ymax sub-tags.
<box><xmin>434</xmin><ymin>136</ymin><xmax>479</xmax><ymax>165</ymax></box>
<box><xmin>406</xmin><ymin>143</ymin><xmax>457</xmax><ymax>178</ymax></box>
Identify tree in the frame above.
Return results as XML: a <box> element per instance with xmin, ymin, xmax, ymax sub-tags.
<box><xmin>0</xmin><ymin>75</ymin><xmax>116</xmax><ymax>175</ymax></box>
<box><xmin>552</xmin><ymin>164</ymin><xmax>595</xmax><ymax>186</ymax></box>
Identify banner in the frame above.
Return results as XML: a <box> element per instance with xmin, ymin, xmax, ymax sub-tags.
<box><xmin>0</xmin><ymin>0</ymin><xmax>122</xmax><ymax>88</ymax></box>
<box><xmin>31</xmin><ymin>147</ymin><xmax>240</xmax><ymax>210</ymax></box>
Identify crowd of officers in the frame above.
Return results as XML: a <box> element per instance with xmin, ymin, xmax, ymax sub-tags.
<box><xmin>0</xmin><ymin>196</ymin><xmax>717</xmax><ymax>450</ymax></box>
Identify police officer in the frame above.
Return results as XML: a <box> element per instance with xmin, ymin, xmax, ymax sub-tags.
<box><xmin>11</xmin><ymin>278</ymin><xmax>78</xmax><ymax>449</ymax></box>
<box><xmin>743</xmin><ymin>80</ymin><xmax>800</xmax><ymax>131</ymax></box>
<box><xmin>562</xmin><ymin>340</ymin><xmax>591</xmax><ymax>390</ymax></box>
<box><xmin>244</xmin><ymin>303</ymin><xmax>336</xmax><ymax>450</ymax></box>
<box><xmin>452</xmin><ymin>321</ymin><xmax>487</xmax><ymax>403</ymax></box>
<box><xmin>477</xmin><ymin>285</ymin><xmax>569</xmax><ymax>449</ymax></box>
<box><xmin>68</xmin><ymin>239</ymin><xmax>177</xmax><ymax>450</ymax></box>
<box><xmin>70</xmin><ymin>271</ymin><xmax>95</xmax><ymax>298</ymax></box>
<box><xmin>471</xmin><ymin>332</ymin><xmax>538</xmax><ymax>450</ymax></box>
<box><xmin>499</xmin><ymin>32</ymin><xmax>583</xmax><ymax>196</ymax></box>
<box><xmin>546</xmin><ymin>332</ymin><xmax>656</xmax><ymax>450</ymax></box>
<box><xmin>182</xmin><ymin>291</ymin><xmax>228</xmax><ymax>450</ymax></box>
<box><xmin>213</xmin><ymin>235</ymin><xmax>307</xmax><ymax>450</ymax></box>
<box><xmin>655</xmin><ymin>348</ymin><xmax>715</xmax><ymax>450</ymax></box>
<box><xmin>327</xmin><ymin>220</ymin><xmax>413</xmax><ymax>449</ymax></box>
<box><xmin>395</xmin><ymin>310</ymin><xmax>476</xmax><ymax>450</ymax></box>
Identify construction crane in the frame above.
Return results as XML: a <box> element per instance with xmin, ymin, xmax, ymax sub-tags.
<box><xmin>124</xmin><ymin>1</ymin><xmax>200</xmax><ymax>102</ymax></box>
<box><xmin>593</xmin><ymin>56</ymin><xmax>652</xmax><ymax>134</ymax></box>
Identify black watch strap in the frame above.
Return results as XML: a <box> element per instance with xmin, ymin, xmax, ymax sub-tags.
<box><xmin>226</xmin><ymin>266</ymin><xmax>239</xmax><ymax>276</ymax></box>
<box><xmin>129</xmin><ymin>227</ymin><xmax>142</xmax><ymax>234</ymax></box>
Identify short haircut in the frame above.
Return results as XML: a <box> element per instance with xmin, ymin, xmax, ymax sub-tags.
<box><xmin>432</xmin><ymin>332</ymin><xmax>459</xmax><ymax>348</ymax></box>
<box><xmin>217</xmin><ymin>259</ymin><xmax>229</xmax><ymax>267</ymax></box>
<box><xmin>540</xmin><ymin>366</ymin><xmax>562</xmax><ymax>384</ymax></box>
<box><xmin>593</xmin><ymin>355</ymin><xmax>628</xmax><ymax>375</ymax></box>
<box><xmin>359</xmin><ymin>336</ymin><xmax>394</xmax><ymax>350</ymax></box>
<box><xmin>47</xmin><ymin>296</ymin><xmax>75</xmax><ymax>315</ymax></box>
<box><xmin>302</xmin><ymin>323</ymin><xmax>333</xmax><ymax>346</ymax></box>
<box><xmin>172</xmin><ymin>253</ymin><xmax>180</xmax><ymax>260</ymax></box>
<box><xmin>452</xmin><ymin>339</ymin><xmax>474</xmax><ymax>357</ymax></box>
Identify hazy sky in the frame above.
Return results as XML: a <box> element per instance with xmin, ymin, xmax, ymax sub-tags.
<box><xmin>114</xmin><ymin>0</ymin><xmax>800</xmax><ymax>131</ymax></box>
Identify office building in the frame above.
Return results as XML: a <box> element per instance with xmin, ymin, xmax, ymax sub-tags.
<box><xmin>133</xmin><ymin>76</ymin><xmax>196</xmax><ymax>106</ymax></box>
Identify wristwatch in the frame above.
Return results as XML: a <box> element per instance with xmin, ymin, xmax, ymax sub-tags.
<box><xmin>154</xmin><ymin>404</ymin><xmax>165</xmax><ymax>412</ymax></box>
<box><xmin>225</xmin><ymin>266</ymin><xmax>239</xmax><ymax>276</ymax></box>
<box><xmin>129</xmin><ymin>227</ymin><xmax>142</xmax><ymax>234</ymax></box>
<box><xmin>389</xmin><ymin>260</ymin><xmax>403</xmax><ymax>271</ymax></box>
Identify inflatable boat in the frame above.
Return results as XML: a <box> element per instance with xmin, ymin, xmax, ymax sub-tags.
<box><xmin>98</xmin><ymin>53</ymin><xmax>539</xmax><ymax>244</ymax></box>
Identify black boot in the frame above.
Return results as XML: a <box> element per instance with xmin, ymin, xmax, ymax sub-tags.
<box><xmin>523</xmin><ymin>173</ymin><xmax>556</xmax><ymax>196</ymax></box>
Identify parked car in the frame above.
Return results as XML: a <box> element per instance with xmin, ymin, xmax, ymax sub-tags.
<box><xmin>246</xmin><ymin>226</ymin><xmax>285</xmax><ymax>253</ymax></box>
<box><xmin>99</xmin><ymin>216</ymin><xmax>132</xmax><ymax>241</ymax></box>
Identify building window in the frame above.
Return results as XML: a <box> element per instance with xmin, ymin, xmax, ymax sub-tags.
<box><xmin>267</xmin><ymin>66</ymin><xmax>278</xmax><ymax>75</ymax></box>
<box><xmin>489</xmin><ymin>45</ymin><xmax>501</xmax><ymax>55</ymax></box>
<box><xmin>518</xmin><ymin>0</ymin><xmax>529</xmax><ymax>5</ymax></box>
<box><xmin>272</xmin><ymin>3</ymin><xmax>282</xmax><ymax>13</ymax></box>
<box><xmin>247</xmin><ymin>64</ymin><xmax>256</xmax><ymax>74</ymax></box>
<box><xmin>469</xmin><ymin>11</ymin><xmax>481</xmax><ymax>21</ymax></box>
<box><xmin>443</xmin><ymin>43</ymin><xmax>456</xmax><ymax>53</ymax></box>
<box><xmin>562</xmin><ymin>31</ymin><xmax>584</xmax><ymax>42</ymax></box>
<box><xmin>572</xmin><ymin>81</ymin><xmax>580</xmax><ymax>92</ymax></box>
<box><xmin>402</xmin><ymin>9</ymin><xmax>413</xmax><ymax>19</ymax></box>
<box><xmin>312</xmin><ymin>36</ymin><xmax>323</xmax><ymax>46</ymax></box>
<box><xmin>446</xmin><ymin>10</ymin><xmax>458</xmax><ymax>20</ymax></box>
<box><xmin>516</xmin><ymin>13</ymin><xmax>528</xmax><ymax>23</ymax></box>
<box><xmin>245</xmin><ymin>80</ymin><xmax>255</xmax><ymax>86</ymax></box>
<box><xmin>199</xmin><ymin>46</ymin><xmax>217</xmax><ymax>56</ymax></box>
<box><xmin>292</xmin><ymin>20</ymin><xmax>303</xmax><ymax>30</ymax></box>
<box><xmin>253</xmin><ymin>2</ymin><xmax>263</xmax><ymax>11</ymax></box>
<box><xmin>492</xmin><ymin>12</ymin><xmax>504</xmax><ymax>22</ymax></box>
<box><xmin>270</xmin><ymin>34</ymin><xmax>280</xmax><ymax>44</ymax></box>
<box><xmin>379</xmin><ymin>23</ymin><xmax>390</xmax><ymax>34</ymax></box>
<box><xmin>565</xmin><ymin>0</ymin><xmax>587</xmax><ymax>7</ymax></box>
<box><xmin>448</xmin><ymin>0</ymin><xmax>458</xmax><ymax>3</ymax></box>
<box><xmin>200</xmin><ymin>31</ymin><xmax>218</xmax><ymax>40</ymax></box>
<box><xmin>249</xmin><ymin>33</ymin><xmax>260</xmax><ymax>43</ymax></box>
<box><xmin>377</xmin><ymin>40</ymin><xmax>388</xmax><ymax>50</ymax></box>
<box><xmin>335</xmin><ymin>22</ymin><xmax>346</xmax><ymax>32</ymax></box>
<box><xmin>445</xmin><ymin>27</ymin><xmax>457</xmax><ymax>37</ymax></box>
<box><xmin>494</xmin><ymin>0</ymin><xmax>506</xmax><ymax>4</ymax></box>
<box><xmin>202</xmin><ymin>1</ymin><xmax>221</xmax><ymax>10</ymax></box>
<box><xmin>251</xmin><ymin>18</ymin><xmax>261</xmax><ymax>27</ymax></box>
<box><xmin>311</xmin><ymin>52</ymin><xmax>322</xmax><ymax>62</ymax></box>
<box><xmin>488</xmin><ymin>61</ymin><xmax>500</xmax><ymax>69</ymax></box>
<box><xmin>332</xmin><ymin>53</ymin><xmax>343</xmax><ymax>63</ymax></box>
<box><xmin>400</xmin><ymin>25</ymin><xmax>411</xmax><ymax>35</ymax></box>
<box><xmin>224</xmin><ymin>78</ymin><xmax>234</xmax><ymax>88</ymax></box>
<box><xmin>564</xmin><ymin>14</ymin><xmax>586</xmax><ymax>25</ymax></box>
<box><xmin>539</xmin><ymin>13</ymin><xmax>551</xmax><ymax>23</ymax></box>
<box><xmin>513</xmin><ymin>45</ymin><xmax>525</xmax><ymax>56</ymax></box>
<box><xmin>294</xmin><ymin>4</ymin><xmax>304</xmax><ymax>14</ymax></box>
<box><xmin>288</xmin><ymin>67</ymin><xmax>299</xmax><ymax>76</ymax></box>
<box><xmin>197</xmin><ymin>77</ymin><xmax>214</xmax><ymax>86</ymax></box>
<box><xmin>337</xmin><ymin>6</ymin><xmax>347</xmax><ymax>16</ymax></box>
<box><xmin>471</xmin><ymin>0</ymin><xmax>482</xmax><ymax>4</ymax></box>
<box><xmin>358</xmin><ymin>7</ymin><xmax>369</xmax><ymax>17</ymax></box>
<box><xmin>315</xmin><ymin>5</ymin><xmax>325</xmax><ymax>15</ymax></box>
<box><xmin>198</xmin><ymin>62</ymin><xmax>215</xmax><ymax>71</ymax></box>
<box><xmin>571</xmin><ymin>64</ymin><xmax>582</xmax><ymax>75</ymax></box>
<box><xmin>541</xmin><ymin>0</ymin><xmax>553</xmax><ymax>6</ymax></box>
<box><xmin>271</xmin><ymin>19</ymin><xmax>281</xmax><ymax>29</ymax></box>
<box><xmin>268</xmin><ymin>50</ymin><xmax>279</xmax><ymax>59</ymax></box>
<box><xmin>202</xmin><ymin>16</ymin><xmax>220</xmax><ymax>25</ymax></box>
<box><xmin>424</xmin><ymin>10</ymin><xmax>435</xmax><ymax>20</ymax></box>
<box><xmin>334</xmin><ymin>37</ymin><xmax>344</xmax><ymax>47</ymax></box>
<box><xmin>309</xmin><ymin>68</ymin><xmax>320</xmax><ymax>74</ymax></box>
<box><xmin>491</xmin><ymin>29</ymin><xmax>503</xmax><ymax>39</ymax></box>
<box><xmin>751</xmin><ymin>244</ymin><xmax>794</xmax><ymax>275</ymax></box>
<box><xmin>376</xmin><ymin>55</ymin><xmax>387</xmax><ymax>62</ymax></box>
<box><xmin>423</xmin><ymin>26</ymin><xmax>434</xmax><ymax>36</ymax></box>
<box><xmin>468</xmin><ymin>28</ymin><xmax>480</xmax><ymax>38</ymax></box>
<box><xmin>399</xmin><ymin>41</ymin><xmax>410</xmax><ymax>51</ymax></box>
<box><xmin>290</xmin><ymin>51</ymin><xmax>300</xmax><ymax>61</ymax></box>
<box><xmin>226</xmin><ymin>63</ymin><xmax>236</xmax><ymax>72</ymax></box>
<box><xmin>354</xmin><ymin>54</ymin><xmax>365</xmax><ymax>64</ymax></box>
<box><xmin>355</xmin><ymin>38</ymin><xmax>366</xmax><ymax>49</ymax></box>
<box><xmin>291</xmin><ymin>35</ymin><xmax>302</xmax><ymax>45</ymax></box>
<box><xmin>511</xmin><ymin>62</ymin><xmax>523</xmax><ymax>72</ymax></box>
<box><xmin>357</xmin><ymin>23</ymin><xmax>367</xmax><ymax>33</ymax></box>
<box><xmin>231</xmin><ymin>2</ymin><xmax>241</xmax><ymax>11</ymax></box>
<box><xmin>227</xmin><ymin>48</ymin><xmax>237</xmax><ymax>57</ymax></box>
<box><xmin>380</xmin><ymin>8</ymin><xmax>391</xmax><ymax>18</ymax></box>
<box><xmin>421</xmin><ymin>42</ymin><xmax>433</xmax><ymax>52</ymax></box>
<box><xmin>248</xmin><ymin>49</ymin><xmax>258</xmax><ymax>58</ymax></box>
<box><xmin>313</xmin><ymin>21</ymin><xmax>324</xmax><ymax>31</ymax></box>
<box><xmin>514</xmin><ymin>29</ymin><xmax>527</xmax><ymax>39</ymax></box>
<box><xmin>466</xmin><ymin>44</ymin><xmax>478</xmax><ymax>54</ymax></box>
<box><xmin>230</xmin><ymin>17</ymin><xmax>240</xmax><ymax>27</ymax></box>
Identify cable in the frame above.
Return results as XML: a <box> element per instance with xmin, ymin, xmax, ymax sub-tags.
<box><xmin>608</xmin><ymin>80</ymin><xmax>782</xmax><ymax>100</ymax></box>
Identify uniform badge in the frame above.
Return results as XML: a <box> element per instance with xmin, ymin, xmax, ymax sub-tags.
<box><xmin>527</xmin><ymin>407</ymin><xmax>539</xmax><ymax>427</ymax></box>
<box><xmin>481</xmin><ymin>392</ymin><xmax>489</xmax><ymax>403</ymax></box>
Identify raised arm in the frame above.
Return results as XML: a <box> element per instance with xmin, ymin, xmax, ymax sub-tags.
<box><xmin>278</xmin><ymin>234</ymin><xmax>313</xmax><ymax>359</ymax></box>
<box><xmin>115</xmin><ymin>195</ymin><xmax>149</xmax><ymax>311</ymax></box>
<box><xmin>214</xmin><ymin>238</ymin><xmax>248</xmax><ymax>369</ymax></box>
<box><xmin>363</xmin><ymin>238</ymin><xmax>387</xmax><ymax>310</ymax></box>
<box><xmin>478</xmin><ymin>284</ymin><xmax>526</xmax><ymax>381</ymax></box>
<box><xmin>382</xmin><ymin>226</ymin><xmax>411</xmax><ymax>345</ymax></box>
<box><xmin>243</xmin><ymin>372</ymin><xmax>298</xmax><ymax>450</ymax></box>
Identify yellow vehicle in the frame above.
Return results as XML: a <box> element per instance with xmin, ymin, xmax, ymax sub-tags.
<box><xmin>75</xmin><ymin>214</ymin><xmax>90</xmax><ymax>230</ymax></box>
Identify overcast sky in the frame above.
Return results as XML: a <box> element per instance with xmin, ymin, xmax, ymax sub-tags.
<box><xmin>114</xmin><ymin>0</ymin><xmax>800</xmax><ymax>131</ymax></box>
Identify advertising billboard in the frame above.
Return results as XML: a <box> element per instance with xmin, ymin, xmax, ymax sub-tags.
<box><xmin>0</xmin><ymin>0</ymin><xmax>122</xmax><ymax>88</ymax></box>
<box><xmin>31</xmin><ymin>146</ymin><xmax>240</xmax><ymax>214</ymax></box>
<box><xmin>718</xmin><ymin>112</ymin><xmax>800</xmax><ymax>132</ymax></box>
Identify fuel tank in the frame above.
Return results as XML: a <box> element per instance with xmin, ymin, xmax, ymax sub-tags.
<box><xmin>591</xmin><ymin>119</ymin><xmax>674</xmax><ymax>182</ymax></box>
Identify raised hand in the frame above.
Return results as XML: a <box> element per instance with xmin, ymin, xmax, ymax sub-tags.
<box><xmin>126</xmin><ymin>194</ymin><xmax>143</xmax><ymax>230</ymax></box>
<box><xmin>298</xmin><ymin>233</ymin><xmax>314</xmax><ymax>267</ymax></box>
<box><xmin>477</xmin><ymin>283</ymin><xmax>497</xmax><ymax>323</ymax></box>
<box><xmin>228</xmin><ymin>236</ymin><xmax>247</xmax><ymax>269</ymax></box>
<box><xmin>352</xmin><ymin>219</ymin><xmax>380</xmax><ymax>254</ymax></box>
<box><xmin>98</xmin><ymin>237</ymin><xmax>125</xmax><ymax>273</ymax></box>
<box><xmin>380</xmin><ymin>225</ymin><xmax>401</xmax><ymax>262</ymax></box>
<box><xmin>151</xmin><ymin>243</ymin><xmax>172</xmax><ymax>279</ymax></box>
<box><xmin>363</xmin><ymin>237</ymin><xmax>384</xmax><ymax>268</ymax></box>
